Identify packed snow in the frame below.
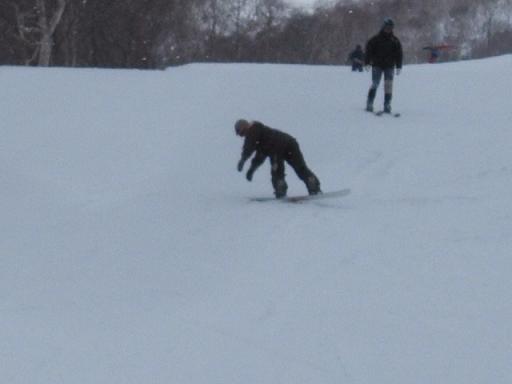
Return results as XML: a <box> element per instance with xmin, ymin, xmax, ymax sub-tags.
<box><xmin>1</xmin><ymin>56</ymin><xmax>511</xmax><ymax>384</ymax></box>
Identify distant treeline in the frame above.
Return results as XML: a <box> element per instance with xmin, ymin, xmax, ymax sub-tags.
<box><xmin>1</xmin><ymin>0</ymin><xmax>511</xmax><ymax>68</ymax></box>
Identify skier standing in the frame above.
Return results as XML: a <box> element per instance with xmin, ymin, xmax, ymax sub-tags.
<box><xmin>235</xmin><ymin>119</ymin><xmax>321</xmax><ymax>198</ymax></box>
<box><xmin>348</xmin><ymin>45</ymin><xmax>364</xmax><ymax>72</ymax></box>
<box><xmin>364</xmin><ymin>18</ymin><xmax>403</xmax><ymax>113</ymax></box>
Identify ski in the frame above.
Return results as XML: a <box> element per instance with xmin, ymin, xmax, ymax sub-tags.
<box><xmin>375</xmin><ymin>110</ymin><xmax>401</xmax><ymax>117</ymax></box>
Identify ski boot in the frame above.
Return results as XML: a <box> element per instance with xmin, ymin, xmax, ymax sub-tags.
<box><xmin>383</xmin><ymin>93</ymin><xmax>392</xmax><ymax>113</ymax></box>
<box><xmin>366</xmin><ymin>88</ymin><xmax>376</xmax><ymax>112</ymax></box>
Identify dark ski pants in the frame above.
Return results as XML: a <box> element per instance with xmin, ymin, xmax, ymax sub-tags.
<box><xmin>367</xmin><ymin>67</ymin><xmax>394</xmax><ymax>108</ymax></box>
<box><xmin>352</xmin><ymin>63</ymin><xmax>363</xmax><ymax>72</ymax></box>
<box><xmin>270</xmin><ymin>139</ymin><xmax>320</xmax><ymax>197</ymax></box>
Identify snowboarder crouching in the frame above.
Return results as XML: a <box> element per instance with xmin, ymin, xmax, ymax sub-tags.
<box><xmin>235</xmin><ymin>119</ymin><xmax>321</xmax><ymax>198</ymax></box>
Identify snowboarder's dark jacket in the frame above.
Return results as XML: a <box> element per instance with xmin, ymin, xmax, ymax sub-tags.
<box><xmin>239</xmin><ymin>121</ymin><xmax>297</xmax><ymax>169</ymax></box>
<box><xmin>237</xmin><ymin>120</ymin><xmax>321</xmax><ymax>197</ymax></box>
<box><xmin>365</xmin><ymin>31</ymin><xmax>403</xmax><ymax>69</ymax></box>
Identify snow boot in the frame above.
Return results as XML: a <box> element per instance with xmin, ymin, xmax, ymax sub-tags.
<box><xmin>274</xmin><ymin>179</ymin><xmax>288</xmax><ymax>199</ymax></box>
<box><xmin>306</xmin><ymin>175</ymin><xmax>322</xmax><ymax>195</ymax></box>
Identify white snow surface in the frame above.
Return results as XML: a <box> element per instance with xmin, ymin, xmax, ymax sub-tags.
<box><xmin>1</xmin><ymin>56</ymin><xmax>512</xmax><ymax>384</ymax></box>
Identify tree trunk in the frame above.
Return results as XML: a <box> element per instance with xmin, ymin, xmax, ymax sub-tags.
<box><xmin>37</xmin><ymin>0</ymin><xmax>67</xmax><ymax>66</ymax></box>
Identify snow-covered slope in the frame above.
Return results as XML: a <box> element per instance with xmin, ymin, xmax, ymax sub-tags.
<box><xmin>1</xmin><ymin>56</ymin><xmax>511</xmax><ymax>384</ymax></box>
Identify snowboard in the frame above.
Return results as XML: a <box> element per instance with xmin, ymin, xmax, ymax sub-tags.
<box><xmin>250</xmin><ymin>188</ymin><xmax>351</xmax><ymax>203</ymax></box>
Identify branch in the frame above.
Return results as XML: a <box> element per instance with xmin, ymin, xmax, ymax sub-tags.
<box><xmin>13</xmin><ymin>4</ymin><xmax>29</xmax><ymax>42</ymax></box>
<box><xmin>26</xmin><ymin>45</ymin><xmax>41</xmax><ymax>65</ymax></box>
<box><xmin>48</xmin><ymin>0</ymin><xmax>67</xmax><ymax>36</ymax></box>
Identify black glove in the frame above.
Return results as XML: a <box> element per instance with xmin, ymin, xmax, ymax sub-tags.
<box><xmin>237</xmin><ymin>160</ymin><xmax>244</xmax><ymax>172</ymax></box>
<box><xmin>246</xmin><ymin>168</ymin><xmax>254</xmax><ymax>181</ymax></box>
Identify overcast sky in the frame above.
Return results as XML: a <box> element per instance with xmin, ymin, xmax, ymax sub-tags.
<box><xmin>285</xmin><ymin>0</ymin><xmax>317</xmax><ymax>9</ymax></box>
<box><xmin>285</xmin><ymin>0</ymin><xmax>344</xmax><ymax>10</ymax></box>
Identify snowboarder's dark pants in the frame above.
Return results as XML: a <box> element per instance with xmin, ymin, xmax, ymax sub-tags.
<box><xmin>270</xmin><ymin>139</ymin><xmax>320</xmax><ymax>197</ymax></box>
<box><xmin>367</xmin><ymin>67</ymin><xmax>394</xmax><ymax>107</ymax></box>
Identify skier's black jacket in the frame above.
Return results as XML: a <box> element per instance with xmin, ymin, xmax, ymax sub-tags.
<box><xmin>364</xmin><ymin>31</ymin><xmax>403</xmax><ymax>69</ymax></box>
<box><xmin>349</xmin><ymin>47</ymin><xmax>364</xmax><ymax>62</ymax></box>
<box><xmin>239</xmin><ymin>121</ymin><xmax>298</xmax><ymax>170</ymax></box>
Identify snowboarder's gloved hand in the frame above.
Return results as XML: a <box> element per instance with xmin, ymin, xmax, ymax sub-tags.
<box><xmin>396</xmin><ymin>68</ymin><xmax>401</xmax><ymax>76</ymax></box>
<box><xmin>246</xmin><ymin>168</ymin><xmax>254</xmax><ymax>181</ymax></box>
<box><xmin>237</xmin><ymin>160</ymin><xmax>244</xmax><ymax>172</ymax></box>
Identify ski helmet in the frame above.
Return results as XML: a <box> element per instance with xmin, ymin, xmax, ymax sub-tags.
<box><xmin>234</xmin><ymin>119</ymin><xmax>250</xmax><ymax>135</ymax></box>
<box><xmin>383</xmin><ymin>18</ymin><xmax>395</xmax><ymax>29</ymax></box>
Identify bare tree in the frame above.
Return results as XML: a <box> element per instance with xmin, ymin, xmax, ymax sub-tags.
<box><xmin>199</xmin><ymin>0</ymin><xmax>230</xmax><ymax>59</ymax></box>
<box><xmin>13</xmin><ymin>0</ymin><xmax>67</xmax><ymax>66</ymax></box>
<box><xmin>36</xmin><ymin>0</ymin><xmax>66</xmax><ymax>65</ymax></box>
<box><xmin>2</xmin><ymin>0</ymin><xmax>512</xmax><ymax>68</ymax></box>
<box><xmin>229</xmin><ymin>0</ymin><xmax>252</xmax><ymax>60</ymax></box>
<box><xmin>255</xmin><ymin>0</ymin><xmax>286</xmax><ymax>29</ymax></box>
